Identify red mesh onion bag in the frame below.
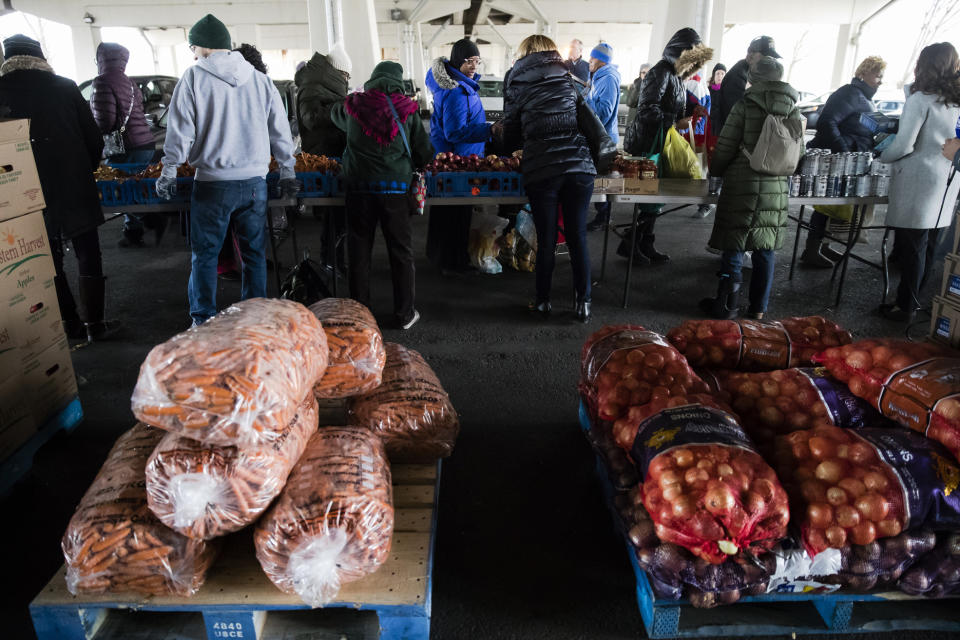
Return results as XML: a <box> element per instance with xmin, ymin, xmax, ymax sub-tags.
<box><xmin>774</xmin><ymin>424</ymin><xmax>960</xmax><ymax>556</ymax></box>
<box><xmin>815</xmin><ymin>340</ymin><xmax>960</xmax><ymax>462</ymax></box>
<box><xmin>668</xmin><ymin>316</ymin><xmax>851</xmax><ymax>371</ymax></box>
<box><xmin>630</xmin><ymin>405</ymin><xmax>789</xmax><ymax>564</ymax></box>
<box><xmin>580</xmin><ymin>325</ymin><xmax>709</xmax><ymax>424</ymax></box>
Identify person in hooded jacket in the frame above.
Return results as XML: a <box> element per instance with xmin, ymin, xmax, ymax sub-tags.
<box><xmin>497</xmin><ymin>35</ymin><xmax>597</xmax><ymax>322</ymax></box>
<box><xmin>583</xmin><ymin>42</ymin><xmax>620</xmax><ymax>231</ymax></box>
<box><xmin>0</xmin><ymin>35</ymin><xmax>120</xmax><ymax>342</ymax></box>
<box><xmin>708</xmin><ymin>63</ymin><xmax>726</xmax><ymax>111</ymax></box>
<box><xmin>91</xmin><ymin>42</ymin><xmax>161</xmax><ymax>248</ymax></box>
<box><xmin>699</xmin><ymin>56</ymin><xmax>802</xmax><ymax>320</ymax></box>
<box><xmin>623</xmin><ymin>27</ymin><xmax>711</xmax><ymax>263</ymax></box>
<box><xmin>158</xmin><ymin>14</ymin><xmax>296</xmax><ymax>326</ymax></box>
<box><xmin>801</xmin><ymin>56</ymin><xmax>887</xmax><ymax>268</ymax></box>
<box><xmin>331</xmin><ymin>61</ymin><xmax>433</xmax><ymax>330</ymax></box>
<box><xmin>424</xmin><ymin>39</ymin><xmax>490</xmax><ymax>273</ymax></box>
<box><xmin>713</xmin><ymin>36</ymin><xmax>780</xmax><ymax>135</ymax></box>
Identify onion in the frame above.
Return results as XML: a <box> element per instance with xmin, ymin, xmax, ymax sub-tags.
<box><xmin>815</xmin><ymin>459</ymin><xmax>846</xmax><ymax>484</ymax></box>
<box><xmin>836</xmin><ymin>504</ymin><xmax>861</xmax><ymax>528</ymax></box>
<box><xmin>825</xmin><ymin>525</ymin><xmax>847</xmax><ymax>547</ymax></box>
<box><xmin>826</xmin><ymin>486</ymin><xmax>848</xmax><ymax>506</ymax></box>
<box><xmin>855</xmin><ymin>493</ymin><xmax>890</xmax><ymax>521</ymax></box>
<box><xmin>673</xmin><ymin>448</ymin><xmax>695</xmax><ymax>468</ymax></box>
<box><xmin>851</xmin><ymin>520</ymin><xmax>877</xmax><ymax>545</ymax></box>
<box><xmin>862</xmin><ymin>471</ymin><xmax>889</xmax><ymax>492</ymax></box>
<box><xmin>807</xmin><ymin>502</ymin><xmax>834</xmax><ymax>528</ymax></box>
<box><xmin>705</xmin><ymin>485</ymin><xmax>737</xmax><ymax>515</ymax></box>
<box><xmin>838</xmin><ymin>477</ymin><xmax>866</xmax><ymax>499</ymax></box>
<box><xmin>808</xmin><ymin>436</ymin><xmax>837</xmax><ymax>460</ymax></box>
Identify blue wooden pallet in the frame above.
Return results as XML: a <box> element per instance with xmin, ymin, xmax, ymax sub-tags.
<box><xmin>579</xmin><ymin>399</ymin><xmax>960</xmax><ymax>638</ymax></box>
<box><xmin>30</xmin><ymin>461</ymin><xmax>440</xmax><ymax>640</ymax></box>
<box><xmin>0</xmin><ymin>396</ymin><xmax>83</xmax><ymax>496</ymax></box>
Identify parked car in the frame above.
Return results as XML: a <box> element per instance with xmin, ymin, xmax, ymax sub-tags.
<box><xmin>403</xmin><ymin>79</ymin><xmax>431</xmax><ymax>117</ymax></box>
<box><xmin>617</xmin><ymin>84</ymin><xmax>632</xmax><ymax>138</ymax></box>
<box><xmin>798</xmin><ymin>92</ymin><xmax>831</xmax><ymax>130</ymax></box>
<box><xmin>78</xmin><ymin>75</ymin><xmax>178</xmax><ymax>128</ymax></box>
<box><xmin>477</xmin><ymin>76</ymin><xmax>504</xmax><ymax>123</ymax></box>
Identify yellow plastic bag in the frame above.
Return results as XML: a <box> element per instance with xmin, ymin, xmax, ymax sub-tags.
<box><xmin>813</xmin><ymin>204</ymin><xmax>854</xmax><ymax>222</ymax></box>
<box><xmin>663</xmin><ymin>126</ymin><xmax>702</xmax><ymax>179</ymax></box>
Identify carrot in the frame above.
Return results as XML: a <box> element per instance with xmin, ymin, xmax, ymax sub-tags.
<box><xmin>309</xmin><ymin>299</ymin><xmax>386</xmax><ymax>399</ymax></box>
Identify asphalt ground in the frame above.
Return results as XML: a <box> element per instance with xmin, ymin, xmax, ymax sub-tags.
<box><xmin>5</xmin><ymin>199</ymin><xmax>959</xmax><ymax>640</ymax></box>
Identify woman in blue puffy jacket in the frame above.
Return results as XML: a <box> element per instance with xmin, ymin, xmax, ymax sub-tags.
<box><xmin>424</xmin><ymin>39</ymin><xmax>491</xmax><ymax>273</ymax></box>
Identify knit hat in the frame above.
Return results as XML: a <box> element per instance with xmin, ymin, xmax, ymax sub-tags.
<box><xmin>711</xmin><ymin>63</ymin><xmax>727</xmax><ymax>75</ymax></box>
<box><xmin>327</xmin><ymin>42</ymin><xmax>352</xmax><ymax>75</ymax></box>
<box><xmin>189</xmin><ymin>14</ymin><xmax>232</xmax><ymax>51</ymax></box>
<box><xmin>590</xmin><ymin>42</ymin><xmax>613</xmax><ymax>64</ymax></box>
<box><xmin>450</xmin><ymin>38</ymin><xmax>480</xmax><ymax>69</ymax></box>
<box><xmin>749</xmin><ymin>56</ymin><xmax>784</xmax><ymax>83</ymax></box>
<box><xmin>364</xmin><ymin>60</ymin><xmax>405</xmax><ymax>93</ymax></box>
<box><xmin>2</xmin><ymin>34</ymin><xmax>44</xmax><ymax>60</ymax></box>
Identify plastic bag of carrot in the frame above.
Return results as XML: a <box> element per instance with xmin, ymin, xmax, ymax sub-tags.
<box><xmin>254</xmin><ymin>427</ymin><xmax>394</xmax><ymax>607</ymax></box>
<box><xmin>309</xmin><ymin>298</ymin><xmax>386</xmax><ymax>399</ymax></box>
<box><xmin>145</xmin><ymin>396</ymin><xmax>319</xmax><ymax>540</ymax></box>
<box><xmin>61</xmin><ymin>424</ymin><xmax>220</xmax><ymax>596</ymax></box>
<box><xmin>132</xmin><ymin>298</ymin><xmax>328</xmax><ymax>448</ymax></box>
<box><xmin>347</xmin><ymin>342</ymin><xmax>459</xmax><ymax>462</ymax></box>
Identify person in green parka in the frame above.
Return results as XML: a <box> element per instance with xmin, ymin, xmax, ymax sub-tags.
<box><xmin>331</xmin><ymin>61</ymin><xmax>433</xmax><ymax>330</ymax></box>
<box><xmin>296</xmin><ymin>43</ymin><xmax>351</xmax><ymax>156</ymax></box>
<box><xmin>699</xmin><ymin>56</ymin><xmax>802</xmax><ymax>320</ymax></box>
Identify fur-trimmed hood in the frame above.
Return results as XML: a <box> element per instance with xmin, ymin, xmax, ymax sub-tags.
<box><xmin>674</xmin><ymin>44</ymin><xmax>714</xmax><ymax>79</ymax></box>
<box><xmin>425</xmin><ymin>57</ymin><xmax>479</xmax><ymax>95</ymax></box>
<box><xmin>0</xmin><ymin>55</ymin><xmax>54</xmax><ymax>76</ymax></box>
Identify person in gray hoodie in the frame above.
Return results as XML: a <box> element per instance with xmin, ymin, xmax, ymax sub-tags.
<box><xmin>158</xmin><ymin>14</ymin><xmax>296</xmax><ymax>326</ymax></box>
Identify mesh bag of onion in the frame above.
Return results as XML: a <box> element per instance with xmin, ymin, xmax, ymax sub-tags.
<box><xmin>900</xmin><ymin>532</ymin><xmax>960</xmax><ymax>598</ymax></box>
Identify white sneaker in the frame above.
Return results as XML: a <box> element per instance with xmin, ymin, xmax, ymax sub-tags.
<box><xmin>401</xmin><ymin>310</ymin><xmax>420</xmax><ymax>330</ymax></box>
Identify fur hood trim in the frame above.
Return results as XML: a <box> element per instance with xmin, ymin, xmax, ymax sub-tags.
<box><xmin>0</xmin><ymin>55</ymin><xmax>54</xmax><ymax>76</ymax></box>
<box><xmin>674</xmin><ymin>44</ymin><xmax>714</xmax><ymax>79</ymax></box>
<box><xmin>430</xmin><ymin>57</ymin><xmax>458</xmax><ymax>90</ymax></box>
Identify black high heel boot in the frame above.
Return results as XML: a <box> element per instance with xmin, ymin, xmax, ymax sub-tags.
<box><xmin>575</xmin><ymin>297</ymin><xmax>591</xmax><ymax>323</ymax></box>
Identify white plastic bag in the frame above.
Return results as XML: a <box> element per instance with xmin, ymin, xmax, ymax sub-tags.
<box><xmin>468</xmin><ymin>207</ymin><xmax>508</xmax><ymax>274</ymax></box>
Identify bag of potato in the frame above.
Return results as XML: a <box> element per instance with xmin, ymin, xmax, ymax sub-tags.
<box><xmin>254</xmin><ymin>427</ymin><xmax>393</xmax><ymax>607</ymax></box>
<box><xmin>146</xmin><ymin>396</ymin><xmax>318</xmax><ymax>540</ymax></box>
<box><xmin>62</xmin><ymin>424</ymin><xmax>220</xmax><ymax>596</ymax></box>
<box><xmin>347</xmin><ymin>342</ymin><xmax>459</xmax><ymax>462</ymax></box>
<box><xmin>309</xmin><ymin>298</ymin><xmax>387</xmax><ymax>399</ymax></box>
<box><xmin>131</xmin><ymin>298</ymin><xmax>328</xmax><ymax>448</ymax></box>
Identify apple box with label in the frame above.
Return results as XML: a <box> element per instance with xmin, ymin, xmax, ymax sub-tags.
<box><xmin>0</xmin><ymin>119</ymin><xmax>45</xmax><ymax>222</ymax></box>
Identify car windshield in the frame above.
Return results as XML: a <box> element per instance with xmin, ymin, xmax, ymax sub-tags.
<box><xmin>478</xmin><ymin>80</ymin><xmax>503</xmax><ymax>98</ymax></box>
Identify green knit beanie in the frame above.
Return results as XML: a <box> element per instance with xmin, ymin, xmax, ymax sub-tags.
<box><xmin>189</xmin><ymin>14</ymin><xmax>232</xmax><ymax>51</ymax></box>
<box><xmin>364</xmin><ymin>61</ymin><xmax>405</xmax><ymax>93</ymax></box>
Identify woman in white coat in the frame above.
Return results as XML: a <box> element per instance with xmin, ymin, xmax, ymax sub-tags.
<box><xmin>879</xmin><ymin>42</ymin><xmax>960</xmax><ymax>322</ymax></box>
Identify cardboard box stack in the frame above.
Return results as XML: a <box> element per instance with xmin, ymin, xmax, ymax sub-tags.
<box><xmin>0</xmin><ymin>119</ymin><xmax>78</xmax><ymax>460</ymax></box>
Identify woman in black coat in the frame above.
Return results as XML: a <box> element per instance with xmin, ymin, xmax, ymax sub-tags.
<box><xmin>802</xmin><ymin>56</ymin><xmax>886</xmax><ymax>267</ymax></box>
<box><xmin>498</xmin><ymin>35</ymin><xmax>596</xmax><ymax>322</ymax></box>
<box><xmin>624</xmin><ymin>28</ymin><xmax>711</xmax><ymax>263</ymax></box>
<box><xmin>0</xmin><ymin>35</ymin><xmax>116</xmax><ymax>342</ymax></box>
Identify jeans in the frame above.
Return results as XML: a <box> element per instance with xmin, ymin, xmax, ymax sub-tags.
<box><xmin>894</xmin><ymin>227</ymin><xmax>942</xmax><ymax>311</ymax></box>
<box><xmin>525</xmin><ymin>173</ymin><xmax>595</xmax><ymax>303</ymax></box>
<box><xmin>47</xmin><ymin>217</ymin><xmax>103</xmax><ymax>324</ymax></box>
<box><xmin>345</xmin><ymin>191</ymin><xmax>416</xmax><ymax>325</ymax></box>
<box><xmin>721</xmin><ymin>249</ymin><xmax>776</xmax><ymax>313</ymax></box>
<box><xmin>188</xmin><ymin>177</ymin><xmax>267</xmax><ymax>324</ymax></box>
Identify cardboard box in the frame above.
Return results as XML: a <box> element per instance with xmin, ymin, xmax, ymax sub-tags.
<box><xmin>593</xmin><ymin>177</ymin><xmax>625</xmax><ymax>194</ymax></box>
<box><xmin>623</xmin><ymin>178</ymin><xmax>660</xmax><ymax>195</ymax></box>
<box><xmin>0</xmin><ymin>120</ymin><xmax>45</xmax><ymax>221</ymax></box>
<box><xmin>0</xmin><ymin>372</ymin><xmax>36</xmax><ymax>461</ymax></box>
<box><xmin>0</xmin><ymin>210</ymin><xmax>65</xmax><ymax>379</ymax></box>
<box><xmin>940</xmin><ymin>253</ymin><xmax>960</xmax><ymax>305</ymax></box>
<box><xmin>930</xmin><ymin>296</ymin><xmax>960</xmax><ymax>349</ymax></box>
<box><xmin>21</xmin><ymin>336</ymin><xmax>77</xmax><ymax>427</ymax></box>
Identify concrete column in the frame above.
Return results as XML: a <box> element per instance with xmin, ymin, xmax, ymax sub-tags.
<box><xmin>401</xmin><ymin>23</ymin><xmax>417</xmax><ymax>79</ymax></box>
<box><xmin>71</xmin><ymin>24</ymin><xmax>101</xmax><ymax>81</ymax></box>
<box><xmin>342</xmin><ymin>0</ymin><xmax>380</xmax><ymax>82</ymax></box>
<box><xmin>648</xmin><ymin>0</ymin><xmax>698</xmax><ymax>64</ymax></box>
<box><xmin>306</xmin><ymin>0</ymin><xmax>334</xmax><ymax>55</ymax></box>
<box><xmin>832</xmin><ymin>24</ymin><xmax>854</xmax><ymax>91</ymax></box>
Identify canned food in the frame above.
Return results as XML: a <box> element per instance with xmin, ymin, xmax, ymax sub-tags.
<box><xmin>871</xmin><ymin>160</ymin><xmax>892</xmax><ymax>176</ymax></box>
<box><xmin>856</xmin><ymin>174</ymin><xmax>872</xmax><ymax>197</ymax></box>
<box><xmin>825</xmin><ymin>176</ymin><xmax>838</xmax><ymax>197</ymax></box>
<box><xmin>828</xmin><ymin>154</ymin><xmax>844</xmax><ymax>176</ymax></box>
<box><xmin>708</xmin><ymin>176</ymin><xmax>723</xmax><ymax>195</ymax></box>
<box><xmin>788</xmin><ymin>175</ymin><xmax>800</xmax><ymax>197</ymax></box>
<box><xmin>874</xmin><ymin>174</ymin><xmax>890</xmax><ymax>197</ymax></box>
<box><xmin>841</xmin><ymin>175</ymin><xmax>857</xmax><ymax>197</ymax></box>
<box><xmin>800</xmin><ymin>175</ymin><xmax>815</xmax><ymax>197</ymax></box>
<box><xmin>801</xmin><ymin>153</ymin><xmax>820</xmax><ymax>175</ymax></box>
<box><xmin>855</xmin><ymin>153</ymin><xmax>871</xmax><ymax>175</ymax></box>
<box><xmin>814</xmin><ymin>175</ymin><xmax>828</xmax><ymax>197</ymax></box>
<box><xmin>817</xmin><ymin>154</ymin><xmax>831</xmax><ymax>176</ymax></box>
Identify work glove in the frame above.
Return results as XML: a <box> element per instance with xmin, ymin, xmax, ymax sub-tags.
<box><xmin>156</xmin><ymin>175</ymin><xmax>177</xmax><ymax>200</ymax></box>
<box><xmin>279</xmin><ymin>177</ymin><xmax>301</xmax><ymax>199</ymax></box>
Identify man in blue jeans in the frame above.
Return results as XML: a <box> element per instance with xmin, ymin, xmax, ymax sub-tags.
<box><xmin>157</xmin><ymin>14</ymin><xmax>297</xmax><ymax>325</ymax></box>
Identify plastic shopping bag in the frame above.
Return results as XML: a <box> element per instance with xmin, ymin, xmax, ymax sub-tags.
<box><xmin>468</xmin><ymin>208</ymin><xmax>509</xmax><ymax>274</ymax></box>
<box><xmin>663</xmin><ymin>126</ymin><xmax>702</xmax><ymax>179</ymax></box>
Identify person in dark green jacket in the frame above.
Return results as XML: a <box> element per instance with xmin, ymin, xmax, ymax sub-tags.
<box><xmin>296</xmin><ymin>44</ymin><xmax>351</xmax><ymax>156</ymax></box>
<box><xmin>331</xmin><ymin>61</ymin><xmax>433</xmax><ymax>330</ymax></box>
<box><xmin>699</xmin><ymin>56</ymin><xmax>802</xmax><ymax>320</ymax></box>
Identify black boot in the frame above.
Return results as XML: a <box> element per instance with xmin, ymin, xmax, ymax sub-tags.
<box><xmin>638</xmin><ymin>233</ymin><xmax>670</xmax><ymax>262</ymax></box>
<box><xmin>54</xmin><ymin>275</ymin><xmax>86</xmax><ymax>340</ymax></box>
<box><xmin>575</xmin><ymin>296</ymin><xmax>591</xmax><ymax>323</ymax></box>
<box><xmin>586</xmin><ymin>210</ymin><xmax>610</xmax><ymax>232</ymax></box>
<box><xmin>698</xmin><ymin>275</ymin><xmax>741</xmax><ymax>319</ymax></box>
<box><xmin>616</xmin><ymin>238</ymin><xmax>651</xmax><ymax>264</ymax></box>
<box><xmin>78</xmin><ymin>276</ymin><xmax>122</xmax><ymax>342</ymax></box>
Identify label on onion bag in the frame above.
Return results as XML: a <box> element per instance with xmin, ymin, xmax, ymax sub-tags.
<box><xmin>631</xmin><ymin>405</ymin><xmax>756</xmax><ymax>477</ymax></box>
<box><xmin>799</xmin><ymin>367</ymin><xmax>879</xmax><ymax>428</ymax></box>
<box><xmin>879</xmin><ymin>358</ymin><xmax>960</xmax><ymax>433</ymax></box>
<box><xmin>739</xmin><ymin>319</ymin><xmax>791</xmax><ymax>370</ymax></box>
<box><xmin>854</xmin><ymin>427</ymin><xmax>960</xmax><ymax>531</ymax></box>
<box><xmin>582</xmin><ymin>328</ymin><xmax>671</xmax><ymax>384</ymax></box>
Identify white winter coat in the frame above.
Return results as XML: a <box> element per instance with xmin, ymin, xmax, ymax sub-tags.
<box><xmin>881</xmin><ymin>91</ymin><xmax>960</xmax><ymax>229</ymax></box>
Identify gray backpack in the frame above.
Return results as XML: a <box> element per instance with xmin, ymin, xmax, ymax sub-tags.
<box><xmin>742</xmin><ymin>113</ymin><xmax>805</xmax><ymax>176</ymax></box>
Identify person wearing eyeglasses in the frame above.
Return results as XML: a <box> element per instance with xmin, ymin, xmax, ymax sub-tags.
<box><xmin>424</xmin><ymin>38</ymin><xmax>491</xmax><ymax>275</ymax></box>
<box><xmin>157</xmin><ymin>14</ymin><xmax>297</xmax><ymax>327</ymax></box>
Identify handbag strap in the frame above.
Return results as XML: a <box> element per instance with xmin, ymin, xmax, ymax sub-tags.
<box><xmin>385</xmin><ymin>95</ymin><xmax>413</xmax><ymax>160</ymax></box>
<box><xmin>118</xmin><ymin>82</ymin><xmax>135</xmax><ymax>133</ymax></box>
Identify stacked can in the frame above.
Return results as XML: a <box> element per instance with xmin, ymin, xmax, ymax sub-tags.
<box><xmin>793</xmin><ymin>150</ymin><xmax>891</xmax><ymax>198</ymax></box>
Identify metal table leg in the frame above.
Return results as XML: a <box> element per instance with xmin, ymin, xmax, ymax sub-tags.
<box><xmin>881</xmin><ymin>227</ymin><xmax>892</xmax><ymax>305</ymax></box>
<box><xmin>833</xmin><ymin>205</ymin><xmax>863</xmax><ymax>308</ymax></box>
<box><xmin>327</xmin><ymin>207</ymin><xmax>338</xmax><ymax>297</ymax></box>
<box><xmin>599</xmin><ymin>203</ymin><xmax>611</xmax><ymax>284</ymax></box>
<box><xmin>789</xmin><ymin>205</ymin><xmax>805</xmax><ymax>280</ymax></box>
<box><xmin>622</xmin><ymin>204</ymin><xmax>640</xmax><ymax>309</ymax></box>
<box><xmin>265</xmin><ymin>207</ymin><xmax>282</xmax><ymax>294</ymax></box>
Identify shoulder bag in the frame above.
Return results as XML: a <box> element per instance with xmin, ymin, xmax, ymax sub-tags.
<box><xmin>103</xmin><ymin>82</ymin><xmax>136</xmax><ymax>158</ymax></box>
<box><xmin>386</xmin><ymin>97</ymin><xmax>427</xmax><ymax>216</ymax></box>
<box><xmin>570</xmin><ymin>77</ymin><xmax>618</xmax><ymax>174</ymax></box>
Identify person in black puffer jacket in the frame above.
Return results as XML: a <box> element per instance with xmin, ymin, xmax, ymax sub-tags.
<box><xmin>497</xmin><ymin>35</ymin><xmax>596</xmax><ymax>322</ymax></box>
<box><xmin>802</xmin><ymin>56</ymin><xmax>887</xmax><ymax>268</ymax></box>
<box><xmin>624</xmin><ymin>27</ymin><xmax>712</xmax><ymax>263</ymax></box>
